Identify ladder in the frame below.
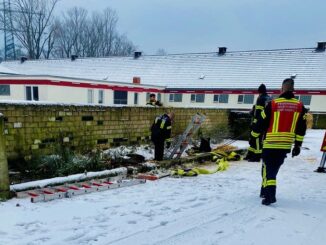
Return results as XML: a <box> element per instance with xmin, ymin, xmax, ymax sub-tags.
<box><xmin>16</xmin><ymin>176</ymin><xmax>146</xmax><ymax>203</ymax></box>
<box><xmin>168</xmin><ymin>113</ymin><xmax>206</xmax><ymax>159</ymax></box>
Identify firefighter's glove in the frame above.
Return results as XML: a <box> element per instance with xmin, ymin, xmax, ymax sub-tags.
<box><xmin>292</xmin><ymin>145</ymin><xmax>301</xmax><ymax>158</ymax></box>
<box><xmin>166</xmin><ymin>141</ymin><xmax>171</xmax><ymax>149</ymax></box>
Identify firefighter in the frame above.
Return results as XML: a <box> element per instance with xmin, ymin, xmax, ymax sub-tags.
<box><xmin>245</xmin><ymin>83</ymin><xmax>271</xmax><ymax>162</ymax></box>
<box><xmin>250</xmin><ymin>78</ymin><xmax>307</xmax><ymax>205</ymax></box>
<box><xmin>151</xmin><ymin>112</ymin><xmax>174</xmax><ymax>161</ymax></box>
<box><xmin>147</xmin><ymin>93</ymin><xmax>163</xmax><ymax>106</ymax></box>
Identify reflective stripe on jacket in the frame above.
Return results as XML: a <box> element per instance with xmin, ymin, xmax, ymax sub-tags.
<box><xmin>263</xmin><ymin>98</ymin><xmax>302</xmax><ymax>149</ymax></box>
<box><xmin>251</xmin><ymin>91</ymin><xmax>307</xmax><ymax>151</ymax></box>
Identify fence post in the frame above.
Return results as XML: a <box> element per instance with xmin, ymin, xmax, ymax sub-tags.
<box><xmin>0</xmin><ymin>115</ymin><xmax>9</xmax><ymax>200</ymax></box>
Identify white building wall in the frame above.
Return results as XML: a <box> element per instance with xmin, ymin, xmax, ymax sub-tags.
<box><xmin>1</xmin><ymin>83</ymin><xmax>325</xmax><ymax>113</ymax></box>
<box><xmin>47</xmin><ymin>86</ymin><xmax>89</xmax><ymax>104</ymax></box>
<box><xmin>0</xmin><ymin>85</ymin><xmax>25</xmax><ymax>101</ymax></box>
<box><xmin>309</xmin><ymin>95</ymin><xmax>326</xmax><ymax>112</ymax></box>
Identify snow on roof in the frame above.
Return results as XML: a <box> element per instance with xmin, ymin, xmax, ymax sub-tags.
<box><xmin>2</xmin><ymin>48</ymin><xmax>326</xmax><ymax>90</ymax></box>
<box><xmin>0</xmin><ymin>64</ymin><xmax>18</xmax><ymax>74</ymax></box>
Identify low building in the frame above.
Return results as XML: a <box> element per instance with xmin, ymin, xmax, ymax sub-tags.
<box><xmin>1</xmin><ymin>42</ymin><xmax>326</xmax><ymax>112</ymax></box>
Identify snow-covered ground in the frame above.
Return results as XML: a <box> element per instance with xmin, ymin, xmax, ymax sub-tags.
<box><xmin>0</xmin><ymin>129</ymin><xmax>325</xmax><ymax>245</ymax></box>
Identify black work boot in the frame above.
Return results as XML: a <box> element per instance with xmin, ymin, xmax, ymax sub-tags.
<box><xmin>261</xmin><ymin>186</ymin><xmax>276</xmax><ymax>205</ymax></box>
<box><xmin>262</xmin><ymin>197</ymin><xmax>277</xmax><ymax>206</ymax></box>
<box><xmin>248</xmin><ymin>153</ymin><xmax>261</xmax><ymax>162</ymax></box>
<box><xmin>244</xmin><ymin>151</ymin><xmax>253</xmax><ymax>161</ymax></box>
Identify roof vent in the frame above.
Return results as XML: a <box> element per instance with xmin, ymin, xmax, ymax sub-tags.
<box><xmin>71</xmin><ymin>55</ymin><xmax>78</xmax><ymax>61</ymax></box>
<box><xmin>316</xmin><ymin>42</ymin><xmax>326</xmax><ymax>52</ymax></box>
<box><xmin>20</xmin><ymin>56</ymin><xmax>28</xmax><ymax>63</ymax></box>
<box><xmin>133</xmin><ymin>77</ymin><xmax>141</xmax><ymax>84</ymax></box>
<box><xmin>218</xmin><ymin>47</ymin><xmax>227</xmax><ymax>55</ymax></box>
<box><xmin>134</xmin><ymin>51</ymin><xmax>142</xmax><ymax>59</ymax></box>
<box><xmin>199</xmin><ymin>74</ymin><xmax>205</xmax><ymax>80</ymax></box>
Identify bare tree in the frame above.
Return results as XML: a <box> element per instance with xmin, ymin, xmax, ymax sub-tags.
<box><xmin>10</xmin><ymin>0</ymin><xmax>59</xmax><ymax>59</ymax></box>
<box><xmin>112</xmin><ymin>34</ymin><xmax>136</xmax><ymax>56</ymax></box>
<box><xmin>55</xmin><ymin>7</ymin><xmax>136</xmax><ymax>58</ymax></box>
<box><xmin>1</xmin><ymin>2</ymin><xmax>136</xmax><ymax>59</ymax></box>
<box><xmin>55</xmin><ymin>7</ymin><xmax>88</xmax><ymax>58</ymax></box>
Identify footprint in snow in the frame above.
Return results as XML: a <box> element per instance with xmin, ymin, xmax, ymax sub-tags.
<box><xmin>34</xmin><ymin>237</ymin><xmax>50</xmax><ymax>243</ymax></box>
<box><xmin>199</xmin><ymin>197</ymin><xmax>209</xmax><ymax>201</ymax></box>
<box><xmin>262</xmin><ymin>216</ymin><xmax>276</xmax><ymax>222</ymax></box>
<box><xmin>173</xmin><ymin>208</ymin><xmax>182</xmax><ymax>213</ymax></box>
<box><xmin>128</xmin><ymin>220</ymin><xmax>137</xmax><ymax>224</ymax></box>
<box><xmin>185</xmin><ymin>197</ymin><xmax>198</xmax><ymax>203</ymax></box>
<box><xmin>143</xmin><ymin>210</ymin><xmax>155</xmax><ymax>218</ymax></box>
<box><xmin>160</xmin><ymin>206</ymin><xmax>171</xmax><ymax>211</ymax></box>
<box><xmin>64</xmin><ymin>232</ymin><xmax>86</xmax><ymax>241</ymax></box>
<box><xmin>160</xmin><ymin>221</ymin><xmax>168</xmax><ymax>226</ymax></box>
<box><xmin>190</xmin><ymin>202</ymin><xmax>205</xmax><ymax>208</ymax></box>
<box><xmin>152</xmin><ymin>201</ymin><xmax>164</xmax><ymax>206</ymax></box>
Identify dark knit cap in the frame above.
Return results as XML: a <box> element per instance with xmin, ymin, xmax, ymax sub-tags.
<box><xmin>258</xmin><ymin>83</ymin><xmax>267</xmax><ymax>93</ymax></box>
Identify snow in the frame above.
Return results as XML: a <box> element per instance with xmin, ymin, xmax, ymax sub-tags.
<box><xmin>1</xmin><ymin>129</ymin><xmax>326</xmax><ymax>245</ymax></box>
<box><xmin>2</xmin><ymin>49</ymin><xmax>326</xmax><ymax>90</ymax></box>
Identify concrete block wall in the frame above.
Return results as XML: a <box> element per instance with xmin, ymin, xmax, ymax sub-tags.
<box><xmin>0</xmin><ymin>103</ymin><xmax>229</xmax><ymax>160</ymax></box>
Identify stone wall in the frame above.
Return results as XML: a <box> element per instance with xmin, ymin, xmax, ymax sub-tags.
<box><xmin>313</xmin><ymin>114</ymin><xmax>326</xmax><ymax>129</ymax></box>
<box><xmin>0</xmin><ymin>103</ymin><xmax>229</xmax><ymax>160</ymax></box>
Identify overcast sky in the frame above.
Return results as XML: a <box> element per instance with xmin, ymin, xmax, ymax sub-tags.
<box><xmin>56</xmin><ymin>0</ymin><xmax>326</xmax><ymax>54</ymax></box>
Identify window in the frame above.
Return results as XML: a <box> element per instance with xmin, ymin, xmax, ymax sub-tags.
<box><xmin>238</xmin><ymin>94</ymin><xmax>254</xmax><ymax>104</ymax></box>
<box><xmin>134</xmin><ymin>93</ymin><xmax>138</xmax><ymax>105</ymax></box>
<box><xmin>25</xmin><ymin>86</ymin><xmax>39</xmax><ymax>101</ymax></box>
<box><xmin>114</xmin><ymin>91</ymin><xmax>128</xmax><ymax>104</ymax></box>
<box><xmin>298</xmin><ymin>95</ymin><xmax>311</xmax><ymax>106</ymax></box>
<box><xmin>0</xmin><ymin>85</ymin><xmax>10</xmax><ymax>96</ymax></box>
<box><xmin>169</xmin><ymin>93</ymin><xmax>182</xmax><ymax>102</ymax></box>
<box><xmin>244</xmin><ymin>95</ymin><xmax>254</xmax><ymax>104</ymax></box>
<box><xmin>157</xmin><ymin>93</ymin><xmax>161</xmax><ymax>102</ymax></box>
<box><xmin>146</xmin><ymin>92</ymin><xmax>151</xmax><ymax>101</ymax></box>
<box><xmin>33</xmin><ymin>86</ymin><xmax>39</xmax><ymax>101</ymax></box>
<box><xmin>191</xmin><ymin>94</ymin><xmax>205</xmax><ymax>103</ymax></box>
<box><xmin>213</xmin><ymin>94</ymin><xmax>229</xmax><ymax>103</ymax></box>
<box><xmin>88</xmin><ymin>89</ymin><xmax>94</xmax><ymax>104</ymax></box>
<box><xmin>98</xmin><ymin>90</ymin><xmax>104</xmax><ymax>104</ymax></box>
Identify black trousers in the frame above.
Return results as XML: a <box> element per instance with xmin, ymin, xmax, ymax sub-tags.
<box><xmin>246</xmin><ymin>133</ymin><xmax>263</xmax><ymax>161</ymax></box>
<box><xmin>152</xmin><ymin>138</ymin><xmax>165</xmax><ymax>161</ymax></box>
<box><xmin>261</xmin><ymin>149</ymin><xmax>288</xmax><ymax>201</ymax></box>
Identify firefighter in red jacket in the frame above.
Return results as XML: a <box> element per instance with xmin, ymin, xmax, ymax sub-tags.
<box><xmin>250</xmin><ymin>78</ymin><xmax>307</xmax><ymax>205</ymax></box>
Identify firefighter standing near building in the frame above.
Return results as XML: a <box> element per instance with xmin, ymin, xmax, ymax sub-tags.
<box><xmin>245</xmin><ymin>84</ymin><xmax>271</xmax><ymax>162</ymax></box>
<box><xmin>250</xmin><ymin>78</ymin><xmax>307</xmax><ymax>205</ymax></box>
<box><xmin>151</xmin><ymin>112</ymin><xmax>174</xmax><ymax>161</ymax></box>
<box><xmin>147</xmin><ymin>94</ymin><xmax>163</xmax><ymax>106</ymax></box>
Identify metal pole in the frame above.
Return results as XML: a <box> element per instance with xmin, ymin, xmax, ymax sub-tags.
<box><xmin>0</xmin><ymin>115</ymin><xmax>10</xmax><ymax>200</ymax></box>
<box><xmin>316</xmin><ymin>152</ymin><xmax>326</xmax><ymax>173</ymax></box>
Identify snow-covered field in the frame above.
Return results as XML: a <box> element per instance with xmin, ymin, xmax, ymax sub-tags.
<box><xmin>0</xmin><ymin>129</ymin><xmax>325</xmax><ymax>245</ymax></box>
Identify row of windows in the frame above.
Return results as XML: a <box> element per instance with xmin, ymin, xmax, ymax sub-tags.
<box><xmin>170</xmin><ymin>94</ymin><xmax>232</xmax><ymax>104</ymax></box>
<box><xmin>169</xmin><ymin>93</ymin><xmax>313</xmax><ymax>105</ymax></box>
<box><xmin>0</xmin><ymin>84</ymin><xmax>314</xmax><ymax>106</ymax></box>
